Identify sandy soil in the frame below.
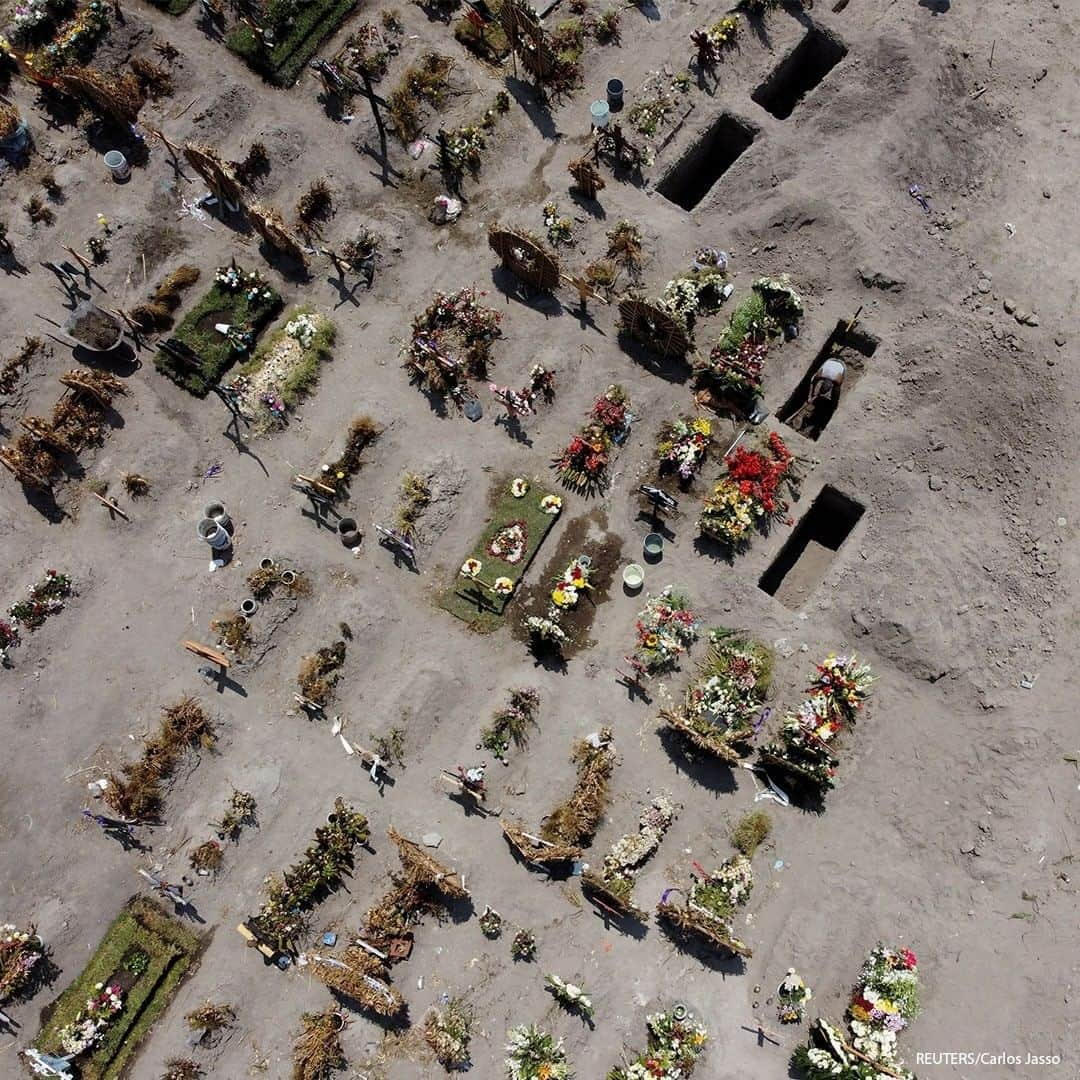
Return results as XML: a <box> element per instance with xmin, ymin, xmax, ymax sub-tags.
<box><xmin>1</xmin><ymin>0</ymin><xmax>1079</xmax><ymax>1077</ymax></box>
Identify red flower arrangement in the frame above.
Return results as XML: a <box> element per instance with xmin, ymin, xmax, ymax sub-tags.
<box><xmin>726</xmin><ymin>431</ymin><xmax>793</xmax><ymax>515</ymax></box>
<box><xmin>552</xmin><ymin>385</ymin><xmax>630</xmax><ymax>495</ymax></box>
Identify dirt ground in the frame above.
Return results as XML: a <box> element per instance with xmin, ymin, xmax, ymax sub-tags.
<box><xmin>1</xmin><ymin>0</ymin><xmax>1078</xmax><ymax>1077</ymax></box>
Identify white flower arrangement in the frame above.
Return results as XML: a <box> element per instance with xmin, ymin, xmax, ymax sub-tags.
<box><xmin>544</xmin><ymin>973</ymin><xmax>594</xmax><ymax>1019</ymax></box>
<box><xmin>540</xmin><ymin>494</ymin><xmax>562</xmax><ymax>515</ymax></box>
<box><xmin>659</xmin><ymin>277</ymin><xmax>700</xmax><ymax>319</ymax></box>
<box><xmin>285</xmin><ymin>312</ymin><xmax>319</xmax><ymax>348</ymax></box>
<box><xmin>511</xmin><ymin>477</ymin><xmax>529</xmax><ymax>498</ymax></box>
<box><xmin>525</xmin><ymin>615</ymin><xmax>567</xmax><ymax>644</ymax></box>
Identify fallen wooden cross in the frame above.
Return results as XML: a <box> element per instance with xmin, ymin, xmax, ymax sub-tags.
<box><xmin>183</xmin><ymin>639</ymin><xmax>231</xmax><ymax>669</ymax></box>
<box><xmin>92</xmin><ymin>490</ymin><xmax>130</xmax><ymax>520</ymax></box>
<box><xmin>236</xmin><ymin>922</ymin><xmax>277</xmax><ymax>960</ymax></box>
<box><xmin>294</xmin><ymin>473</ymin><xmax>337</xmax><ymax>497</ymax></box>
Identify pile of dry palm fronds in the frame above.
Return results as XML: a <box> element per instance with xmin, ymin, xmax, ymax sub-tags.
<box><xmin>104</xmin><ymin>698</ymin><xmax>215</xmax><ymax>820</ymax></box>
<box><xmin>361</xmin><ymin>828</ymin><xmax>467</xmax><ymax>941</ymax></box>
<box><xmin>308</xmin><ymin>952</ymin><xmax>405</xmax><ymax>1018</ymax></box>
<box><xmin>539</xmin><ymin>728</ymin><xmax>615</xmax><ymax>847</ymax></box>
<box><xmin>292</xmin><ymin>1009</ymin><xmax>347</xmax><ymax>1080</ymax></box>
<box><xmin>655</xmin><ymin>899</ymin><xmax>753</xmax><ymax>958</ymax></box>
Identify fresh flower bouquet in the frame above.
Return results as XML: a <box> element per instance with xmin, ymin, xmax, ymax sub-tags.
<box><xmin>0</xmin><ymin>923</ymin><xmax>43</xmax><ymax>1000</ymax></box>
<box><xmin>511</xmin><ymin>928</ymin><xmax>536</xmax><ymax>961</ymax></box>
<box><xmin>685</xmin><ymin>628</ymin><xmax>771</xmax><ymax>738</ymax></box>
<box><xmin>479</xmin><ymin>906</ymin><xmax>503</xmax><ymax>937</ymax></box>
<box><xmin>632</xmin><ymin>587</ymin><xmax>698</xmax><ymax>673</ymax></box>
<box><xmin>56</xmin><ymin>982</ymin><xmax>124</xmax><ymax>1056</ymax></box>
<box><xmin>690</xmin><ymin>853</ymin><xmax>754</xmax><ymax>917</ymax></box>
<box><xmin>9</xmin><ymin>568</ymin><xmax>72</xmax><ymax>629</ymax></box>
<box><xmin>758</xmin><ymin>702</ymin><xmax>838</xmax><ymax>791</ymax></box>
<box><xmin>402</xmin><ymin>287</ymin><xmax>501</xmax><ymax>399</ymax></box>
<box><xmin>0</xmin><ymin>619</ymin><xmax>20</xmax><ymax>666</ymax></box>
<box><xmin>698</xmin><ymin>431</ymin><xmax>795</xmax><ymax>548</ymax></box>
<box><xmin>524</xmin><ymin>615</ymin><xmax>568</xmax><ymax>647</ymax></box>
<box><xmin>12</xmin><ymin>0</ymin><xmax>49</xmax><ymax>38</ymax></box>
<box><xmin>505</xmin><ymin>1024</ymin><xmax>570</xmax><ymax>1080</ymax></box>
<box><xmin>704</xmin><ymin>336</ymin><xmax>768</xmax><ymax>399</ymax></box>
<box><xmin>540</xmin><ymin>493</ymin><xmax>562</xmax><ymax>515</ymax></box>
<box><xmin>553</xmin><ymin>385</ymin><xmax>631</xmax><ymax>494</ymax></box>
<box><xmin>609</xmin><ymin>1009</ymin><xmax>708</xmax><ymax>1080</ymax></box>
<box><xmin>551</xmin><ymin>556</ymin><xmax>592</xmax><ymax>610</ymax></box>
<box><xmin>658</xmin><ymin>277</ymin><xmax>700</xmax><ymax>322</ymax></box>
<box><xmin>656</xmin><ymin>416</ymin><xmax>712</xmax><ymax>482</ymax></box>
<box><xmin>285</xmin><ymin>312</ymin><xmax>319</xmax><ymax>348</ymax></box>
<box><xmin>809</xmin><ymin>654</ymin><xmax>875</xmax><ymax>721</ymax></box>
<box><xmin>793</xmin><ymin>945</ymin><xmax>919</xmax><ymax>1080</ymax></box>
<box><xmin>488</xmin><ymin>520</ymin><xmax>528</xmax><ymax>564</ymax></box>
<box><xmin>849</xmin><ymin>946</ymin><xmax>920</xmax><ymax>1033</ymax></box>
<box><xmin>544</xmin><ymin>973</ymin><xmax>594</xmax><ymax>1020</ymax></box>
<box><xmin>37</xmin><ymin>0</ymin><xmax>109</xmax><ymax>71</ymax></box>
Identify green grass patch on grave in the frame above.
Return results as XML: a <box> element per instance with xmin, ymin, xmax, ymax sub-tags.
<box><xmin>453</xmin><ymin>2</ymin><xmax>511</xmax><ymax>62</ymax></box>
<box><xmin>229</xmin><ymin>306</ymin><xmax>336</xmax><ymax>431</ymax></box>
<box><xmin>439</xmin><ymin>478</ymin><xmax>562</xmax><ymax>632</ymax></box>
<box><xmin>226</xmin><ymin>0</ymin><xmax>358</xmax><ymax>88</ymax></box>
<box><xmin>156</xmin><ymin>264</ymin><xmax>282</xmax><ymax>397</ymax></box>
<box><xmin>34</xmin><ymin>896</ymin><xmax>202</xmax><ymax>1080</ymax></box>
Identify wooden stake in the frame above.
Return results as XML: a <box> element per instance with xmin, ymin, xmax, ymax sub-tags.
<box><xmin>64</xmin><ymin>246</ymin><xmax>93</xmax><ymax>270</ymax></box>
<box><xmin>172</xmin><ymin>94</ymin><xmax>199</xmax><ymax>119</ymax></box>
<box><xmin>93</xmin><ymin>490</ymin><xmax>130</xmax><ymax>520</ymax></box>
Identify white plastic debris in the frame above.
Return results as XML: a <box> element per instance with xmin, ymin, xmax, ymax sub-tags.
<box><xmin>408</xmin><ymin>138</ymin><xmax>433</xmax><ymax>159</ymax></box>
<box><xmin>431</xmin><ymin>195</ymin><xmax>462</xmax><ymax>224</ymax></box>
<box><xmin>339</xmin><ymin>733</ymin><xmax>355</xmax><ymax>755</ymax></box>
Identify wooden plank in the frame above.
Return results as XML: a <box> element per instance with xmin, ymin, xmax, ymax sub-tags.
<box><xmin>93</xmin><ymin>490</ymin><xmax>130</xmax><ymax>520</ymax></box>
<box><xmin>183</xmin><ymin>639</ymin><xmax>231</xmax><ymax>668</ymax></box>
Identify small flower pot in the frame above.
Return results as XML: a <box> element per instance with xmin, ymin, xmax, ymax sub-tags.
<box><xmin>204</xmin><ymin>502</ymin><xmax>232</xmax><ymax>532</ymax></box>
<box><xmin>198</xmin><ymin>518</ymin><xmax>231</xmax><ymax>551</ymax></box>
<box><xmin>259</xmin><ymin>557</ymin><xmax>276</xmax><ymax>571</ymax></box>
<box><xmin>103</xmin><ymin>149</ymin><xmax>130</xmax><ymax>182</ymax></box>
<box><xmin>338</xmin><ymin>517</ymin><xmax>361</xmax><ymax>547</ymax></box>
<box><xmin>240</xmin><ymin>598</ymin><xmax>258</xmax><ymax>617</ymax></box>
<box><xmin>622</xmin><ymin>563</ymin><xmax>644</xmax><ymax>591</ymax></box>
<box><xmin>280</xmin><ymin>570</ymin><xmax>296</xmax><ymax>586</ymax></box>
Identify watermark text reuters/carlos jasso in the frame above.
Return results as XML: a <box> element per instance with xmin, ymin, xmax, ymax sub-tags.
<box><xmin>916</xmin><ymin>1052</ymin><xmax>1062</xmax><ymax>1067</ymax></box>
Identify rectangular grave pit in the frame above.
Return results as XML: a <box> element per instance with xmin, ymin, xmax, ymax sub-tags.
<box><xmin>779</xmin><ymin>319</ymin><xmax>878</xmax><ymax>440</ymax></box>
<box><xmin>656</xmin><ymin>113</ymin><xmax>759</xmax><ymax>212</ymax></box>
<box><xmin>751</xmin><ymin>26</ymin><xmax>848</xmax><ymax>120</ymax></box>
<box><xmin>759</xmin><ymin>485</ymin><xmax>864</xmax><ymax>609</ymax></box>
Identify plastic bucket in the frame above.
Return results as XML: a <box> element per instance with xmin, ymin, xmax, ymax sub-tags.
<box><xmin>198</xmin><ymin>518</ymin><xmax>231</xmax><ymax>550</ymax></box>
<box><xmin>204</xmin><ymin>502</ymin><xmax>232</xmax><ymax>531</ymax></box>
<box><xmin>606</xmin><ymin>78</ymin><xmax>624</xmax><ymax>111</ymax></box>
<box><xmin>589</xmin><ymin>100</ymin><xmax>610</xmax><ymax>129</ymax></box>
<box><xmin>644</xmin><ymin>532</ymin><xmax>664</xmax><ymax>559</ymax></box>
<box><xmin>103</xmin><ymin>150</ymin><xmax>130</xmax><ymax>181</ymax></box>
<box><xmin>622</xmin><ymin>563</ymin><xmax>644</xmax><ymax>591</ymax></box>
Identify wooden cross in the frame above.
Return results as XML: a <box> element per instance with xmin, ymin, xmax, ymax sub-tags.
<box><xmin>92</xmin><ymin>490</ymin><xmax>129</xmax><ymax>520</ymax></box>
<box><xmin>183</xmin><ymin>639</ymin><xmax>230</xmax><ymax>669</ymax></box>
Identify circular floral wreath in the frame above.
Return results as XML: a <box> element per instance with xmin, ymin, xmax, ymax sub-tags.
<box><xmin>487</xmin><ymin>520</ymin><xmax>528</xmax><ymax>564</ymax></box>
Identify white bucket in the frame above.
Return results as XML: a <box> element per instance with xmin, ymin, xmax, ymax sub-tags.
<box><xmin>103</xmin><ymin>150</ymin><xmax>131</xmax><ymax>181</ymax></box>
<box><xmin>198</xmin><ymin>517</ymin><xmax>231</xmax><ymax>550</ymax></box>
<box><xmin>589</xmin><ymin>100</ymin><xmax>610</xmax><ymax>129</ymax></box>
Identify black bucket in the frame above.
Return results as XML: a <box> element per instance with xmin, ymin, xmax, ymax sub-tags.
<box><xmin>607</xmin><ymin>78</ymin><xmax>624</xmax><ymax>111</ymax></box>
